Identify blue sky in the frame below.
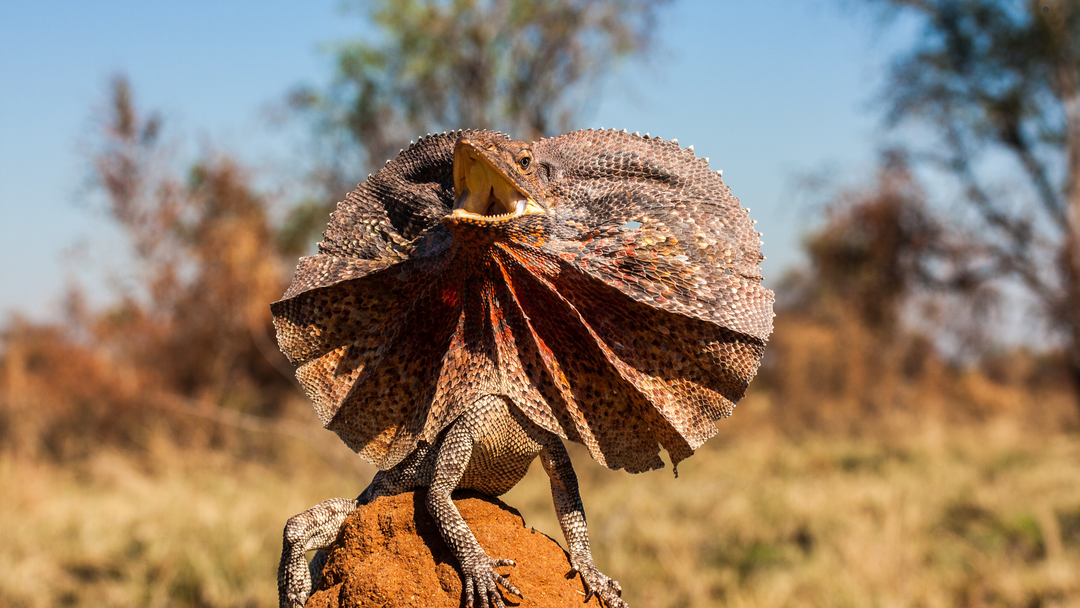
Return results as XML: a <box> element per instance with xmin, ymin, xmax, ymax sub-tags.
<box><xmin>0</xmin><ymin>0</ymin><xmax>915</xmax><ymax>319</ymax></box>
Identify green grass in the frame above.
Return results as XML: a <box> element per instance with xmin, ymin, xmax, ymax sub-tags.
<box><xmin>3</xmin><ymin>421</ymin><xmax>1080</xmax><ymax>607</ymax></box>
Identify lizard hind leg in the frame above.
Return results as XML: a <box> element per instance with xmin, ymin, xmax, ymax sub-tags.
<box><xmin>277</xmin><ymin>444</ymin><xmax>436</xmax><ymax>608</ymax></box>
<box><xmin>277</xmin><ymin>496</ymin><xmax>361</xmax><ymax>608</ymax></box>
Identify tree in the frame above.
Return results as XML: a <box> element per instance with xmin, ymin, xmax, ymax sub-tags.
<box><xmin>287</xmin><ymin>0</ymin><xmax>669</xmax><ymax>211</ymax></box>
<box><xmin>869</xmin><ymin>0</ymin><xmax>1080</xmax><ymax>409</ymax></box>
<box><xmin>791</xmin><ymin>152</ymin><xmax>947</xmax><ymax>333</ymax></box>
<box><xmin>91</xmin><ymin>75</ymin><xmax>298</xmax><ymax>418</ymax></box>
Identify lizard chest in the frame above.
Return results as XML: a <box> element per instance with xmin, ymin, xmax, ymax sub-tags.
<box><xmin>456</xmin><ymin>397</ymin><xmax>544</xmax><ymax>496</ymax></box>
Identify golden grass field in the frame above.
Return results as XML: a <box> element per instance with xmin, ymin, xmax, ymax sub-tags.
<box><xmin>2</xmin><ymin>407</ymin><xmax>1078</xmax><ymax>608</ymax></box>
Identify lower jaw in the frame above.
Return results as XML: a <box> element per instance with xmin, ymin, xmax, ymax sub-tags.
<box><xmin>448</xmin><ymin>207</ymin><xmax>522</xmax><ymax>221</ymax></box>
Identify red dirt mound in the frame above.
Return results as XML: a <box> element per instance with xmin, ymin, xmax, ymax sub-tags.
<box><xmin>306</xmin><ymin>490</ymin><xmax>607</xmax><ymax>608</ymax></box>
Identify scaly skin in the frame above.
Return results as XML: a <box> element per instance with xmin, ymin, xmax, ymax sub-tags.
<box><xmin>272</xmin><ymin>129</ymin><xmax>774</xmax><ymax>606</ymax></box>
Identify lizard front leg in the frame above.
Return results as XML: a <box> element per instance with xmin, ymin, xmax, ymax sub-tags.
<box><xmin>427</xmin><ymin>421</ymin><xmax>521</xmax><ymax>608</ymax></box>
<box><xmin>540</xmin><ymin>439</ymin><xmax>628</xmax><ymax>608</ymax></box>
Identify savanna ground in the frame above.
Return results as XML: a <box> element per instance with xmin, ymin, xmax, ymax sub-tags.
<box><xmin>3</xmin><ymin>389</ymin><xmax>1079</xmax><ymax>608</ymax></box>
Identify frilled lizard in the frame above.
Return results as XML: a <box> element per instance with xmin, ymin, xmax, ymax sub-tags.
<box><xmin>271</xmin><ymin>129</ymin><xmax>774</xmax><ymax>608</ymax></box>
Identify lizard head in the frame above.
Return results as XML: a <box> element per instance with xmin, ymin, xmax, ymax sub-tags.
<box><xmin>448</xmin><ymin>135</ymin><xmax>549</xmax><ymax>222</ymax></box>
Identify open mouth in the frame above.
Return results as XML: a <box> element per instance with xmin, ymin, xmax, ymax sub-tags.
<box><xmin>453</xmin><ymin>182</ymin><xmax>527</xmax><ymax>219</ymax></box>
<box><xmin>451</xmin><ymin>141</ymin><xmax>543</xmax><ymax>221</ymax></box>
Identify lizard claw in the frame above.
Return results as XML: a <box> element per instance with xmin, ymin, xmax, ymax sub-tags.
<box><xmin>462</xmin><ymin>555</ymin><xmax>521</xmax><ymax>608</ymax></box>
<box><xmin>571</xmin><ymin>563</ymin><xmax>626</xmax><ymax>608</ymax></box>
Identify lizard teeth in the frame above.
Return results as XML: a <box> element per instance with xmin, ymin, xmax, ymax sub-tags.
<box><xmin>449</xmin><ymin>207</ymin><xmax>523</xmax><ymax>221</ymax></box>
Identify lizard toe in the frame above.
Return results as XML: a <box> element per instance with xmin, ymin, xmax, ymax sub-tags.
<box><xmin>463</xmin><ymin>555</ymin><xmax>521</xmax><ymax>608</ymax></box>
<box><xmin>574</xmin><ymin>563</ymin><xmax>627</xmax><ymax>608</ymax></box>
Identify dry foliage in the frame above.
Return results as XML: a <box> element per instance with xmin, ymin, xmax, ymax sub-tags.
<box><xmin>760</xmin><ymin>153</ymin><xmax>1078</xmax><ymax>435</ymax></box>
<box><xmin>3</xmin><ymin>72</ymin><xmax>1080</xmax><ymax>606</ymax></box>
<box><xmin>0</xmin><ymin>77</ymin><xmax>307</xmax><ymax>462</ymax></box>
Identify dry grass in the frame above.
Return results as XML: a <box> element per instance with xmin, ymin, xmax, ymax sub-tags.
<box><xmin>3</xmin><ymin>414</ymin><xmax>1079</xmax><ymax>608</ymax></box>
<box><xmin>537</xmin><ymin>420</ymin><xmax>1080</xmax><ymax>608</ymax></box>
<box><xmin>0</xmin><ymin>435</ymin><xmax>369</xmax><ymax>608</ymax></box>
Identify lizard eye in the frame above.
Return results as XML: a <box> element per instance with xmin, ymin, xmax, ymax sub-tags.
<box><xmin>518</xmin><ymin>156</ymin><xmax>531</xmax><ymax>171</ymax></box>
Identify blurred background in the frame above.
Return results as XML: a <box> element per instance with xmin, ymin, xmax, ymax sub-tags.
<box><xmin>2</xmin><ymin>0</ymin><xmax>1080</xmax><ymax>606</ymax></box>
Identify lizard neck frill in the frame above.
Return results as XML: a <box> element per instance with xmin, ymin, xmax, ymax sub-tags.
<box><xmin>272</xmin><ymin>128</ymin><xmax>774</xmax><ymax>476</ymax></box>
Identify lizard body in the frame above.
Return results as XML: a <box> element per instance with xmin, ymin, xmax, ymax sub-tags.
<box><xmin>272</xmin><ymin>130</ymin><xmax>774</xmax><ymax>607</ymax></box>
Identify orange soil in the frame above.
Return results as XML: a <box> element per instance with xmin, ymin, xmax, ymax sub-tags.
<box><xmin>306</xmin><ymin>490</ymin><xmax>606</xmax><ymax>608</ymax></box>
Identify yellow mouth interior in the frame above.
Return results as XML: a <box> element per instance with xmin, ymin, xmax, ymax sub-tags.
<box><xmin>452</xmin><ymin>147</ymin><xmax>544</xmax><ymax>220</ymax></box>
